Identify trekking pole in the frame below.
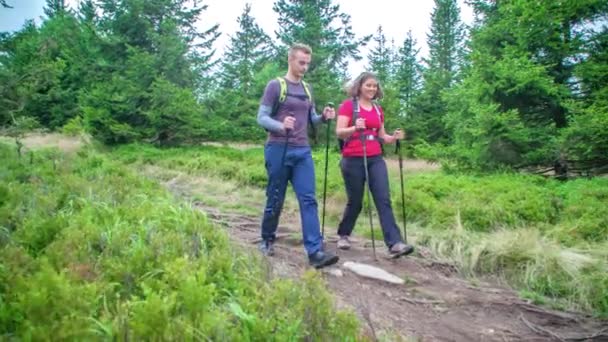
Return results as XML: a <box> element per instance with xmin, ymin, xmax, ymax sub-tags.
<box><xmin>396</xmin><ymin>137</ymin><xmax>408</xmax><ymax>243</ymax></box>
<box><xmin>280</xmin><ymin>112</ymin><xmax>296</xmax><ymax>165</ymax></box>
<box><xmin>273</xmin><ymin>113</ymin><xmax>294</xmax><ymax>217</ymax></box>
<box><xmin>321</xmin><ymin>102</ymin><xmax>334</xmax><ymax>238</ymax></box>
<box><xmin>360</xmin><ymin>131</ymin><xmax>377</xmax><ymax>260</ymax></box>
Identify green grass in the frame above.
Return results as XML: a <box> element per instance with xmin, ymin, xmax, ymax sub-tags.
<box><xmin>0</xmin><ymin>143</ymin><xmax>361</xmax><ymax>340</ymax></box>
<box><xmin>110</xmin><ymin>144</ymin><xmax>608</xmax><ymax>244</ymax></box>
<box><xmin>109</xmin><ymin>143</ymin><xmax>608</xmax><ymax>318</ymax></box>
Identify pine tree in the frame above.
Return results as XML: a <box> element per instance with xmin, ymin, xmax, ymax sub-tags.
<box><xmin>77</xmin><ymin>0</ymin><xmax>96</xmax><ymax>24</ymax></box>
<box><xmin>96</xmin><ymin>0</ymin><xmax>219</xmax><ymax>87</ymax></box>
<box><xmin>563</xmin><ymin>26</ymin><xmax>608</xmax><ymax>166</ymax></box>
<box><xmin>219</xmin><ymin>4</ymin><xmax>272</xmax><ymax>94</ymax></box>
<box><xmin>425</xmin><ymin>0</ymin><xmax>466</xmax><ymax>88</ymax></box>
<box><xmin>367</xmin><ymin>25</ymin><xmax>393</xmax><ymax>84</ymax></box>
<box><xmin>209</xmin><ymin>3</ymin><xmax>274</xmax><ymax>139</ymax></box>
<box><xmin>272</xmin><ymin>0</ymin><xmax>370</xmax><ymax>107</ymax></box>
<box><xmin>44</xmin><ymin>0</ymin><xmax>68</xmax><ymax>18</ymax></box>
<box><xmin>81</xmin><ymin>0</ymin><xmax>219</xmax><ymax>145</ymax></box>
<box><xmin>394</xmin><ymin>30</ymin><xmax>422</xmax><ymax>116</ymax></box>
<box><xmin>415</xmin><ymin>0</ymin><xmax>467</xmax><ymax>143</ymax></box>
<box><xmin>443</xmin><ymin>0</ymin><xmax>608</xmax><ymax>171</ymax></box>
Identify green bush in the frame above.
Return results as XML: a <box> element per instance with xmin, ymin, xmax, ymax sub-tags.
<box><xmin>61</xmin><ymin>116</ymin><xmax>85</xmax><ymax>136</ymax></box>
<box><xmin>0</xmin><ymin>143</ymin><xmax>360</xmax><ymax>339</ymax></box>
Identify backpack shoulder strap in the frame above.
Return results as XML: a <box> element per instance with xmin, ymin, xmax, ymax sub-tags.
<box><xmin>301</xmin><ymin>79</ymin><xmax>317</xmax><ymax>143</ymax></box>
<box><xmin>372</xmin><ymin>102</ymin><xmax>386</xmax><ymax>152</ymax></box>
<box><xmin>352</xmin><ymin>97</ymin><xmax>360</xmax><ymax>123</ymax></box>
<box><xmin>271</xmin><ymin>77</ymin><xmax>287</xmax><ymax>118</ymax></box>
<box><xmin>372</xmin><ymin>101</ymin><xmax>382</xmax><ymax>123</ymax></box>
<box><xmin>339</xmin><ymin>97</ymin><xmax>361</xmax><ymax>150</ymax></box>
<box><xmin>301</xmin><ymin>80</ymin><xmax>313</xmax><ymax>103</ymax></box>
<box><xmin>277</xmin><ymin>77</ymin><xmax>287</xmax><ymax>103</ymax></box>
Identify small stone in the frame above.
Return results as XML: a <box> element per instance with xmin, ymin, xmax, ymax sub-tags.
<box><xmin>324</xmin><ymin>269</ymin><xmax>344</xmax><ymax>277</ymax></box>
<box><xmin>342</xmin><ymin>261</ymin><xmax>405</xmax><ymax>285</ymax></box>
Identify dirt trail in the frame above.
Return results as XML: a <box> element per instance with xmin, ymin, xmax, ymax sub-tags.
<box><xmin>157</xmin><ymin>168</ymin><xmax>607</xmax><ymax>342</ymax></box>
<box><xmin>14</xmin><ymin>134</ymin><xmax>607</xmax><ymax>341</ymax></box>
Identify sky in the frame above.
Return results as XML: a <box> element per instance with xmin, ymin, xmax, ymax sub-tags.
<box><xmin>0</xmin><ymin>0</ymin><xmax>474</xmax><ymax>76</ymax></box>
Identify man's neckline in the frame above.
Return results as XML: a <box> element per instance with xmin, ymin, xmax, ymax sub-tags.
<box><xmin>284</xmin><ymin>75</ymin><xmax>302</xmax><ymax>83</ymax></box>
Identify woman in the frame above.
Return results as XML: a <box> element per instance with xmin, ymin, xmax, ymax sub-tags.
<box><xmin>335</xmin><ymin>72</ymin><xmax>414</xmax><ymax>258</ymax></box>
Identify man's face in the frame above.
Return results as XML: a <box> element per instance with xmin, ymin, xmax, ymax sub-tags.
<box><xmin>288</xmin><ymin>50</ymin><xmax>311</xmax><ymax>78</ymax></box>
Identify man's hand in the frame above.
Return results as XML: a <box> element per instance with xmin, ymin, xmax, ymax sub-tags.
<box><xmin>322</xmin><ymin>104</ymin><xmax>335</xmax><ymax>120</ymax></box>
<box><xmin>283</xmin><ymin>115</ymin><xmax>296</xmax><ymax>131</ymax></box>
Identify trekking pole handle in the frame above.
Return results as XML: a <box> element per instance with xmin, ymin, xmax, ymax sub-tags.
<box><xmin>284</xmin><ymin>112</ymin><xmax>295</xmax><ymax>134</ymax></box>
<box><xmin>354</xmin><ymin>116</ymin><xmax>367</xmax><ymax>131</ymax></box>
<box><xmin>358</xmin><ymin>126</ymin><xmax>366</xmax><ymax>142</ymax></box>
<box><xmin>323</xmin><ymin>102</ymin><xmax>335</xmax><ymax>122</ymax></box>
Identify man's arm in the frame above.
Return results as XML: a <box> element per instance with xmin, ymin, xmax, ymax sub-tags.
<box><xmin>256</xmin><ymin>80</ymin><xmax>284</xmax><ymax>133</ymax></box>
<box><xmin>257</xmin><ymin>104</ymin><xmax>284</xmax><ymax>133</ymax></box>
<box><xmin>303</xmin><ymin>82</ymin><xmax>326</xmax><ymax>125</ymax></box>
<box><xmin>310</xmin><ymin>107</ymin><xmax>325</xmax><ymax>125</ymax></box>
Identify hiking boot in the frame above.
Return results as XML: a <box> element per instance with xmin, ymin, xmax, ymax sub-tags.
<box><xmin>337</xmin><ymin>236</ymin><xmax>351</xmax><ymax>250</ymax></box>
<box><xmin>389</xmin><ymin>242</ymin><xmax>414</xmax><ymax>258</ymax></box>
<box><xmin>308</xmin><ymin>250</ymin><xmax>339</xmax><ymax>269</ymax></box>
<box><xmin>259</xmin><ymin>240</ymin><xmax>275</xmax><ymax>256</ymax></box>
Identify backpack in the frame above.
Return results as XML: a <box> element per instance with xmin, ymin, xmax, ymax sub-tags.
<box><xmin>338</xmin><ymin>97</ymin><xmax>384</xmax><ymax>153</ymax></box>
<box><xmin>271</xmin><ymin>77</ymin><xmax>317</xmax><ymax>142</ymax></box>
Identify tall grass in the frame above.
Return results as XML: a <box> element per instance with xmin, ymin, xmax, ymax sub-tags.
<box><xmin>416</xmin><ymin>214</ymin><xmax>608</xmax><ymax>315</ymax></box>
<box><xmin>0</xmin><ymin>144</ymin><xmax>361</xmax><ymax>340</ymax></box>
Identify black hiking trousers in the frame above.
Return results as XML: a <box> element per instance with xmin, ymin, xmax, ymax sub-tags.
<box><xmin>337</xmin><ymin>155</ymin><xmax>403</xmax><ymax>248</ymax></box>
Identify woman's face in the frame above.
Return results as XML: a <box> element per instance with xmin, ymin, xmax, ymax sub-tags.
<box><xmin>360</xmin><ymin>77</ymin><xmax>378</xmax><ymax>100</ymax></box>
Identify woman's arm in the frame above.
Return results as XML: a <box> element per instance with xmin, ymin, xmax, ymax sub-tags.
<box><xmin>379</xmin><ymin>124</ymin><xmax>395</xmax><ymax>144</ymax></box>
<box><xmin>380</xmin><ymin>124</ymin><xmax>404</xmax><ymax>144</ymax></box>
<box><xmin>336</xmin><ymin>115</ymin><xmax>357</xmax><ymax>139</ymax></box>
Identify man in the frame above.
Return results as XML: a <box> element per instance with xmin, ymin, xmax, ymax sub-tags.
<box><xmin>256</xmin><ymin>43</ymin><xmax>338</xmax><ymax>269</ymax></box>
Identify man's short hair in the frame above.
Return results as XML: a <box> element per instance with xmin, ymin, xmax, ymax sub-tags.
<box><xmin>289</xmin><ymin>43</ymin><xmax>312</xmax><ymax>58</ymax></box>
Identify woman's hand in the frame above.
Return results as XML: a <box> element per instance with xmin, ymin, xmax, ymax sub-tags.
<box><xmin>355</xmin><ymin>118</ymin><xmax>366</xmax><ymax>130</ymax></box>
<box><xmin>393</xmin><ymin>128</ymin><xmax>405</xmax><ymax>140</ymax></box>
<box><xmin>383</xmin><ymin>128</ymin><xmax>405</xmax><ymax>144</ymax></box>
